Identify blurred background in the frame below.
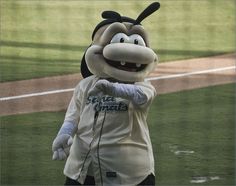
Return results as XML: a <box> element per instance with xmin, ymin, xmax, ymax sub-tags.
<box><xmin>1</xmin><ymin>0</ymin><xmax>235</xmax><ymax>82</ymax></box>
<box><xmin>0</xmin><ymin>0</ymin><xmax>235</xmax><ymax>185</ymax></box>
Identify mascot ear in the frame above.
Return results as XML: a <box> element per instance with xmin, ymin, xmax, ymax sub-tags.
<box><xmin>80</xmin><ymin>49</ymin><xmax>93</xmax><ymax>78</ymax></box>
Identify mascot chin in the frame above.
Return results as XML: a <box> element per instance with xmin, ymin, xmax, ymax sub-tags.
<box><xmin>52</xmin><ymin>2</ymin><xmax>160</xmax><ymax>186</ymax></box>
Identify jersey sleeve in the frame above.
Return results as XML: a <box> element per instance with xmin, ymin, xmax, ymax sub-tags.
<box><xmin>64</xmin><ymin>84</ymin><xmax>82</xmax><ymax>125</ymax></box>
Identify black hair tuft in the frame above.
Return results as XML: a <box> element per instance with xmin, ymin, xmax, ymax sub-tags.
<box><xmin>91</xmin><ymin>2</ymin><xmax>160</xmax><ymax>40</ymax></box>
<box><xmin>102</xmin><ymin>11</ymin><xmax>122</xmax><ymax>22</ymax></box>
<box><xmin>135</xmin><ymin>2</ymin><xmax>160</xmax><ymax>25</ymax></box>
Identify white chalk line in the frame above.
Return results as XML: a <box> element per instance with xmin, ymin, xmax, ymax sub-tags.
<box><xmin>1</xmin><ymin>66</ymin><xmax>235</xmax><ymax>101</ymax></box>
<box><xmin>0</xmin><ymin>88</ymin><xmax>75</xmax><ymax>101</ymax></box>
<box><xmin>146</xmin><ymin>66</ymin><xmax>235</xmax><ymax>81</ymax></box>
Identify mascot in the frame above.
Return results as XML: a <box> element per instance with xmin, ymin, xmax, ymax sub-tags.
<box><xmin>52</xmin><ymin>2</ymin><xmax>160</xmax><ymax>186</ymax></box>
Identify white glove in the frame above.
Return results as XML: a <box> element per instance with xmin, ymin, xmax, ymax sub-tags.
<box><xmin>88</xmin><ymin>79</ymin><xmax>109</xmax><ymax>97</ymax></box>
<box><xmin>52</xmin><ymin>134</ymin><xmax>73</xmax><ymax>160</ymax></box>
<box><xmin>52</xmin><ymin>121</ymin><xmax>77</xmax><ymax>160</ymax></box>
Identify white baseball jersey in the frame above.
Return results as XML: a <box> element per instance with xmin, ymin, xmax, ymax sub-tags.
<box><xmin>63</xmin><ymin>75</ymin><xmax>156</xmax><ymax>186</ymax></box>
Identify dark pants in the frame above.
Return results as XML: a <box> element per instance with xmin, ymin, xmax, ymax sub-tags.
<box><xmin>65</xmin><ymin>174</ymin><xmax>155</xmax><ymax>185</ymax></box>
<box><xmin>65</xmin><ymin>176</ymin><xmax>95</xmax><ymax>185</ymax></box>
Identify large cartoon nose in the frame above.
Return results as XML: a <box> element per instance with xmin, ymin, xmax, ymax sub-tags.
<box><xmin>103</xmin><ymin>43</ymin><xmax>157</xmax><ymax>64</ymax></box>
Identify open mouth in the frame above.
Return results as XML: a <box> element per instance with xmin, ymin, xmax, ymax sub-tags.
<box><xmin>105</xmin><ymin>58</ymin><xmax>147</xmax><ymax>72</ymax></box>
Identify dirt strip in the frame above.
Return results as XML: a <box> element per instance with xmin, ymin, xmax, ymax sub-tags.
<box><xmin>0</xmin><ymin>53</ymin><xmax>235</xmax><ymax>116</ymax></box>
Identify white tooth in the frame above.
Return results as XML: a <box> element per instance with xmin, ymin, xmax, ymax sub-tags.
<box><xmin>121</xmin><ymin>62</ymin><xmax>126</xmax><ymax>66</ymax></box>
<box><xmin>136</xmin><ymin>63</ymin><xmax>141</xmax><ymax>67</ymax></box>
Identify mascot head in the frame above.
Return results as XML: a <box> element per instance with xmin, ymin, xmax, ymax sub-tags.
<box><xmin>81</xmin><ymin>2</ymin><xmax>160</xmax><ymax>82</ymax></box>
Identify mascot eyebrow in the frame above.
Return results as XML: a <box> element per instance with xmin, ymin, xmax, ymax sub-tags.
<box><xmin>91</xmin><ymin>2</ymin><xmax>160</xmax><ymax>40</ymax></box>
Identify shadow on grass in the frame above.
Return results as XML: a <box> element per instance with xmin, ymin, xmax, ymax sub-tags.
<box><xmin>1</xmin><ymin>40</ymin><xmax>228</xmax><ymax>58</ymax></box>
<box><xmin>0</xmin><ymin>40</ymin><xmax>229</xmax><ymax>66</ymax></box>
<box><xmin>154</xmin><ymin>49</ymin><xmax>227</xmax><ymax>59</ymax></box>
<box><xmin>0</xmin><ymin>40</ymin><xmax>87</xmax><ymax>51</ymax></box>
<box><xmin>0</xmin><ymin>55</ymin><xmax>79</xmax><ymax>64</ymax></box>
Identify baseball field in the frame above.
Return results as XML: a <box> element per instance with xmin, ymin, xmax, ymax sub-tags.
<box><xmin>0</xmin><ymin>0</ymin><xmax>235</xmax><ymax>185</ymax></box>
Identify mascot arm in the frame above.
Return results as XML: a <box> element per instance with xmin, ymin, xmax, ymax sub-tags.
<box><xmin>89</xmin><ymin>79</ymin><xmax>155</xmax><ymax>106</ymax></box>
<box><xmin>111</xmin><ymin>82</ymin><xmax>148</xmax><ymax>105</ymax></box>
<box><xmin>52</xmin><ymin>87</ymin><xmax>81</xmax><ymax>160</ymax></box>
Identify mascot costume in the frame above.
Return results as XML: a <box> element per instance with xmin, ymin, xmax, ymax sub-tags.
<box><xmin>52</xmin><ymin>2</ymin><xmax>160</xmax><ymax>185</ymax></box>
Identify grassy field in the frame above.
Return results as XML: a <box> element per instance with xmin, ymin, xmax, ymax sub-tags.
<box><xmin>0</xmin><ymin>0</ymin><xmax>235</xmax><ymax>82</ymax></box>
<box><xmin>1</xmin><ymin>83</ymin><xmax>235</xmax><ymax>185</ymax></box>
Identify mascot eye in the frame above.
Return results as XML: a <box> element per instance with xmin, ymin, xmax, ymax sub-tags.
<box><xmin>110</xmin><ymin>33</ymin><xmax>129</xmax><ymax>44</ymax></box>
<box><xmin>120</xmin><ymin>38</ymin><xmax>125</xmax><ymax>43</ymax></box>
<box><xmin>129</xmin><ymin>34</ymin><xmax>146</xmax><ymax>46</ymax></box>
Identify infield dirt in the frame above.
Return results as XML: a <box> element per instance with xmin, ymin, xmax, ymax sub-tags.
<box><xmin>0</xmin><ymin>53</ymin><xmax>235</xmax><ymax>116</ymax></box>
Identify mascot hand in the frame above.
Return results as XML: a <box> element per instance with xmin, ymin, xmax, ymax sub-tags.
<box><xmin>88</xmin><ymin>79</ymin><xmax>110</xmax><ymax>97</ymax></box>
<box><xmin>52</xmin><ymin>134</ymin><xmax>73</xmax><ymax>160</ymax></box>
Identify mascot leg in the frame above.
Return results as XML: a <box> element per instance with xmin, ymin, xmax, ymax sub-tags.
<box><xmin>138</xmin><ymin>174</ymin><xmax>155</xmax><ymax>186</ymax></box>
<box><xmin>64</xmin><ymin>176</ymin><xmax>95</xmax><ymax>186</ymax></box>
<box><xmin>64</xmin><ymin>174</ymin><xmax>154</xmax><ymax>186</ymax></box>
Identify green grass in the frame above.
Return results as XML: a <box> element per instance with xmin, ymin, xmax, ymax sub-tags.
<box><xmin>148</xmin><ymin>83</ymin><xmax>235</xmax><ymax>185</ymax></box>
<box><xmin>0</xmin><ymin>0</ymin><xmax>235</xmax><ymax>82</ymax></box>
<box><xmin>0</xmin><ymin>112</ymin><xmax>66</xmax><ymax>185</ymax></box>
<box><xmin>1</xmin><ymin>84</ymin><xmax>235</xmax><ymax>185</ymax></box>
